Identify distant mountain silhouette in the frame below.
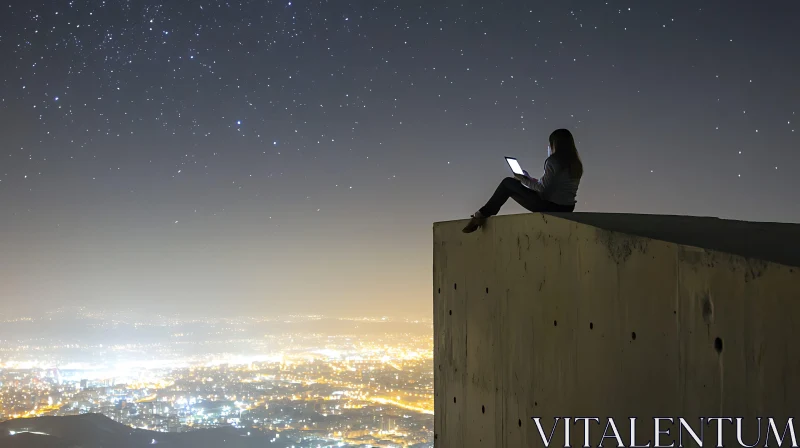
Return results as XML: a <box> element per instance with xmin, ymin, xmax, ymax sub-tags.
<box><xmin>0</xmin><ymin>413</ymin><xmax>290</xmax><ymax>447</ymax></box>
<box><xmin>0</xmin><ymin>431</ymin><xmax>74</xmax><ymax>448</ymax></box>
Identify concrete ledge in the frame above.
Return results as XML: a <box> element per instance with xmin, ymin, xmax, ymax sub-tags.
<box><xmin>436</xmin><ymin>212</ymin><xmax>800</xmax><ymax>268</ymax></box>
<box><xmin>433</xmin><ymin>212</ymin><xmax>800</xmax><ymax>447</ymax></box>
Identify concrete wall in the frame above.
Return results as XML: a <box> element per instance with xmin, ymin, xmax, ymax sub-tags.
<box><xmin>433</xmin><ymin>213</ymin><xmax>800</xmax><ymax>448</ymax></box>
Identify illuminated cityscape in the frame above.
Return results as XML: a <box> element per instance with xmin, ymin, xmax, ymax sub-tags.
<box><xmin>0</xmin><ymin>309</ymin><xmax>433</xmax><ymax>447</ymax></box>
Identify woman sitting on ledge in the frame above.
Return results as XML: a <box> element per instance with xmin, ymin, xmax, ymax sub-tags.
<box><xmin>462</xmin><ymin>128</ymin><xmax>583</xmax><ymax>233</ymax></box>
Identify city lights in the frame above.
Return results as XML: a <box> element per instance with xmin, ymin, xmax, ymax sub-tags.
<box><xmin>0</xmin><ymin>311</ymin><xmax>434</xmax><ymax>446</ymax></box>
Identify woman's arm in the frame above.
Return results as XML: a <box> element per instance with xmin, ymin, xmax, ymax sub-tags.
<box><xmin>528</xmin><ymin>159</ymin><xmax>556</xmax><ymax>193</ymax></box>
<box><xmin>516</xmin><ymin>170</ymin><xmax>536</xmax><ymax>189</ymax></box>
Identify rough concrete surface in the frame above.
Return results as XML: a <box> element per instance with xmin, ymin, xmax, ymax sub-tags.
<box><xmin>433</xmin><ymin>212</ymin><xmax>800</xmax><ymax>448</ymax></box>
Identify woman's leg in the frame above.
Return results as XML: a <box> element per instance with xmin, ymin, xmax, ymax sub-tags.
<box><xmin>463</xmin><ymin>178</ymin><xmax>574</xmax><ymax>233</ymax></box>
<box><xmin>479</xmin><ymin>177</ymin><xmax>546</xmax><ymax>216</ymax></box>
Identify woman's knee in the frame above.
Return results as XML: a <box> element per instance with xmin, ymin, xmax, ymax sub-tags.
<box><xmin>501</xmin><ymin>177</ymin><xmax>517</xmax><ymax>187</ymax></box>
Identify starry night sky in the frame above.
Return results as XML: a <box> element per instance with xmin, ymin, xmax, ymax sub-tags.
<box><xmin>1</xmin><ymin>1</ymin><xmax>798</xmax><ymax>317</ymax></box>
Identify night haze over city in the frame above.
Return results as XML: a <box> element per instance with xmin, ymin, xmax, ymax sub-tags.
<box><xmin>0</xmin><ymin>0</ymin><xmax>799</xmax><ymax>446</ymax></box>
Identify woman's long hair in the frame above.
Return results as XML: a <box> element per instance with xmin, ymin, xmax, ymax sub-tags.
<box><xmin>548</xmin><ymin>129</ymin><xmax>583</xmax><ymax>179</ymax></box>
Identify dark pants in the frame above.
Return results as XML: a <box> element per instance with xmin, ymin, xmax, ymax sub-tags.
<box><xmin>479</xmin><ymin>177</ymin><xmax>575</xmax><ymax>217</ymax></box>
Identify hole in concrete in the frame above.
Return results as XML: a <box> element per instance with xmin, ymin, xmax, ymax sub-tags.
<box><xmin>534</xmin><ymin>401</ymin><xmax>538</xmax><ymax>406</ymax></box>
<box><xmin>438</xmin><ymin>288</ymin><xmax>440</xmax><ymax>294</ymax></box>
<box><xmin>631</xmin><ymin>332</ymin><xmax>637</xmax><ymax>340</ymax></box>
<box><xmin>589</xmin><ymin>322</ymin><xmax>594</xmax><ymax>330</ymax></box>
<box><xmin>453</xmin><ymin>397</ymin><xmax>457</xmax><ymax>403</ymax></box>
<box><xmin>486</xmin><ymin>287</ymin><xmax>489</xmax><ymax>293</ymax></box>
<box><xmin>454</xmin><ymin>283</ymin><xmax>457</xmax><ymax>290</ymax></box>
<box><xmin>714</xmin><ymin>337</ymin><xmax>723</xmax><ymax>353</ymax></box>
<box><xmin>482</xmin><ymin>405</ymin><xmax>485</xmax><ymax>414</ymax></box>
<box><xmin>553</xmin><ymin>320</ymin><xmax>558</xmax><ymax>327</ymax></box>
<box><xmin>518</xmin><ymin>419</ymin><xmax>522</xmax><ymax>427</ymax></box>
<box><xmin>673</xmin><ymin>310</ymin><xmax>677</xmax><ymax>315</ymax></box>
<box><xmin>449</xmin><ymin>310</ymin><xmax>452</xmax><ymax>315</ymax></box>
